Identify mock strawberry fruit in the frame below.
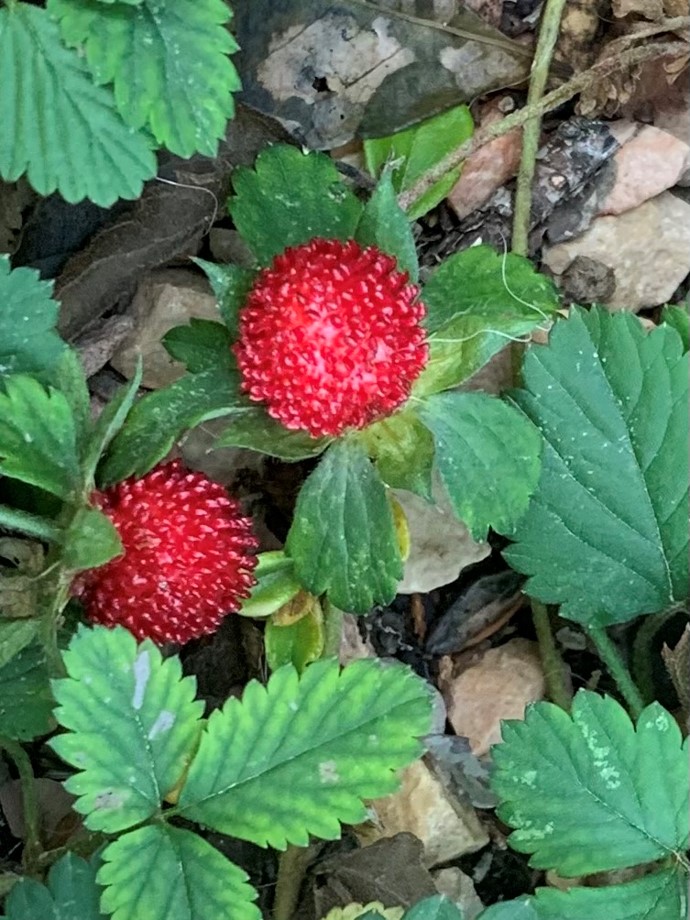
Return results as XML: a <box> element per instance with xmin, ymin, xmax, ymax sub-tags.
<box><xmin>233</xmin><ymin>238</ymin><xmax>428</xmax><ymax>438</ymax></box>
<box><xmin>74</xmin><ymin>461</ymin><xmax>258</xmax><ymax>645</ymax></box>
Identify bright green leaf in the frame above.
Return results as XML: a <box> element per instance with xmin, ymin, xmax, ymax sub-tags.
<box><xmin>98</xmin><ymin>825</ymin><xmax>260</xmax><ymax>920</ymax></box>
<box><xmin>82</xmin><ymin>363</ymin><xmax>142</xmax><ymax>485</ymax></box>
<box><xmin>265</xmin><ymin>599</ymin><xmax>325</xmax><ymax>673</ymax></box>
<box><xmin>505</xmin><ymin>309</ymin><xmax>689</xmax><ymax>625</ymax></box>
<box><xmin>178</xmin><ymin>658</ymin><xmax>432</xmax><ymax>847</ymax></box>
<box><xmin>404</xmin><ymin>896</ymin><xmax>463</xmax><ymax>920</ymax></box>
<box><xmin>50</xmin><ymin>625</ymin><xmax>204</xmax><ymax>833</ymax></box>
<box><xmin>491</xmin><ymin>691</ymin><xmax>689</xmax><ymax>876</ymax></box>
<box><xmin>479</xmin><ymin>870</ymin><xmax>687</xmax><ymax>920</ymax></box>
<box><xmin>216</xmin><ymin>405</ymin><xmax>332</xmax><ymax>460</ymax></box>
<box><xmin>1</xmin><ymin>853</ymin><xmax>105</xmax><ymax>920</ymax></box>
<box><xmin>418</xmin><ymin>392</ymin><xmax>542</xmax><ymax>539</ymax></box>
<box><xmin>48</xmin><ymin>0</ymin><xmax>240</xmax><ymax>158</ymax></box>
<box><xmin>661</xmin><ymin>305</ymin><xmax>689</xmax><ymax>352</ymax></box>
<box><xmin>357</xmin><ymin>409</ymin><xmax>435</xmax><ymax>499</ymax></box>
<box><xmin>0</xmin><ymin>376</ymin><xmax>80</xmax><ymax>500</ymax></box>
<box><xmin>98</xmin><ymin>366</ymin><xmax>244</xmax><ymax>486</ymax></box>
<box><xmin>0</xmin><ymin>641</ymin><xmax>53</xmax><ymax>740</ymax></box>
<box><xmin>0</xmin><ymin>3</ymin><xmax>156</xmax><ymax>205</ymax></box>
<box><xmin>285</xmin><ymin>441</ymin><xmax>403</xmax><ymax>612</ymax></box>
<box><xmin>364</xmin><ymin>105</ymin><xmax>474</xmax><ymax>220</ymax></box>
<box><xmin>0</xmin><ymin>620</ymin><xmax>39</xmax><ymax>669</ymax></box>
<box><xmin>0</xmin><ymin>257</ymin><xmax>65</xmax><ymax>379</ymax></box>
<box><xmin>355</xmin><ymin>170</ymin><xmax>419</xmax><ymax>281</ymax></box>
<box><xmin>61</xmin><ymin>506</ymin><xmax>122</xmax><ymax>572</ymax></box>
<box><xmin>228</xmin><ymin>145</ymin><xmax>363</xmax><ymax>265</ymax></box>
<box><xmin>238</xmin><ymin>551</ymin><xmax>302</xmax><ymax>618</ymax></box>
<box><xmin>162</xmin><ymin>319</ymin><xmax>233</xmax><ymax>374</ymax></box>
<box><xmin>414</xmin><ymin>247</ymin><xmax>559</xmax><ymax>396</ymax></box>
<box><xmin>194</xmin><ymin>259</ymin><xmax>255</xmax><ymax>338</ymax></box>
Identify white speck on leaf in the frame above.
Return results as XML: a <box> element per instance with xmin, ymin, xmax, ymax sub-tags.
<box><xmin>132</xmin><ymin>651</ymin><xmax>151</xmax><ymax>711</ymax></box>
<box><xmin>319</xmin><ymin>760</ymin><xmax>340</xmax><ymax>784</ymax></box>
<box><xmin>148</xmin><ymin>710</ymin><xmax>175</xmax><ymax>740</ymax></box>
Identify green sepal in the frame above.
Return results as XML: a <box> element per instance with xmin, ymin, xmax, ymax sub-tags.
<box><xmin>238</xmin><ymin>551</ymin><xmax>302</xmax><ymax>619</ymax></box>
<box><xmin>53</xmin><ymin>348</ymin><xmax>91</xmax><ymax>445</ymax></box>
<box><xmin>357</xmin><ymin>409</ymin><xmax>434</xmax><ymax>500</ymax></box>
<box><xmin>286</xmin><ymin>441</ymin><xmax>402</xmax><ymax>613</ymax></box>
<box><xmin>265</xmin><ymin>596</ymin><xmax>325</xmax><ymax>673</ymax></box>
<box><xmin>194</xmin><ymin>259</ymin><xmax>255</xmax><ymax>338</ymax></box>
<box><xmin>162</xmin><ymin>319</ymin><xmax>233</xmax><ymax>373</ymax></box>
<box><xmin>216</xmin><ymin>406</ymin><xmax>332</xmax><ymax>460</ymax></box>
<box><xmin>355</xmin><ymin>169</ymin><xmax>419</xmax><ymax>281</ymax></box>
<box><xmin>61</xmin><ymin>506</ymin><xmax>123</xmax><ymax>573</ymax></box>
<box><xmin>82</xmin><ymin>361</ymin><xmax>143</xmax><ymax>486</ymax></box>
<box><xmin>228</xmin><ymin>145</ymin><xmax>363</xmax><ymax>265</ymax></box>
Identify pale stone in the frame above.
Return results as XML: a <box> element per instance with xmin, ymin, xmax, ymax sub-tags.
<box><xmin>543</xmin><ymin>192</ymin><xmax>690</xmax><ymax>310</ymax></box>
<box><xmin>433</xmin><ymin>868</ymin><xmax>484</xmax><ymax>920</ymax></box>
<box><xmin>111</xmin><ymin>269</ymin><xmax>221</xmax><ymax>388</ymax></box>
<box><xmin>440</xmin><ymin>638</ymin><xmax>545</xmax><ymax>756</ymax></box>
<box><xmin>356</xmin><ymin>757</ymin><xmax>489</xmax><ymax>867</ymax></box>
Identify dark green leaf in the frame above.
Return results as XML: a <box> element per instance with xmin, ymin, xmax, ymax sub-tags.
<box><xmin>661</xmin><ymin>305</ymin><xmax>689</xmax><ymax>352</ymax></box>
<box><xmin>419</xmin><ymin>392</ymin><xmax>542</xmax><ymax>539</ymax></box>
<box><xmin>61</xmin><ymin>506</ymin><xmax>123</xmax><ymax>572</ymax></box>
<box><xmin>194</xmin><ymin>259</ymin><xmax>255</xmax><ymax>338</ymax></box>
<box><xmin>0</xmin><ymin>641</ymin><xmax>53</xmax><ymax>740</ymax></box>
<box><xmin>228</xmin><ymin>145</ymin><xmax>363</xmax><ymax>265</ymax></box>
<box><xmin>355</xmin><ymin>170</ymin><xmax>419</xmax><ymax>281</ymax></box>
<box><xmin>162</xmin><ymin>319</ymin><xmax>233</xmax><ymax>373</ymax></box>
<box><xmin>357</xmin><ymin>409</ymin><xmax>435</xmax><ymax>499</ymax></box>
<box><xmin>2</xmin><ymin>853</ymin><xmax>106</xmax><ymax>920</ymax></box>
<box><xmin>404</xmin><ymin>895</ymin><xmax>463</xmax><ymax>920</ymax></box>
<box><xmin>505</xmin><ymin>309</ymin><xmax>689</xmax><ymax>625</ymax></box>
<box><xmin>0</xmin><ymin>620</ymin><xmax>39</xmax><ymax>669</ymax></box>
<box><xmin>216</xmin><ymin>405</ymin><xmax>332</xmax><ymax>460</ymax></box>
<box><xmin>82</xmin><ymin>362</ymin><xmax>143</xmax><ymax>484</ymax></box>
<box><xmin>286</xmin><ymin>441</ymin><xmax>402</xmax><ymax>612</ymax></box>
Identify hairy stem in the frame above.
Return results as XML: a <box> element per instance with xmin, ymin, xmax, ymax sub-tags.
<box><xmin>0</xmin><ymin>736</ymin><xmax>43</xmax><ymax>875</ymax></box>
<box><xmin>0</xmin><ymin>505</ymin><xmax>62</xmax><ymax>543</ymax></box>
<box><xmin>531</xmin><ymin>600</ymin><xmax>570</xmax><ymax>710</ymax></box>
<box><xmin>588</xmin><ymin>627</ymin><xmax>645</xmax><ymax>719</ymax></box>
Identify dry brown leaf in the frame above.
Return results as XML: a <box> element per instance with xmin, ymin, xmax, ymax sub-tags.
<box><xmin>662</xmin><ymin>624</ymin><xmax>690</xmax><ymax>712</ymax></box>
<box><xmin>613</xmin><ymin>0</ymin><xmax>666</xmax><ymax>19</ymax></box>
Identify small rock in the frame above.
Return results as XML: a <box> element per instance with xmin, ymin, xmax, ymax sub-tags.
<box><xmin>111</xmin><ymin>269</ymin><xmax>222</xmax><ymax>388</ymax></box>
<box><xmin>433</xmin><ymin>868</ymin><xmax>484</xmax><ymax>920</ymax></box>
<box><xmin>208</xmin><ymin>228</ymin><xmax>256</xmax><ymax>268</ymax></box>
<box><xmin>439</xmin><ymin>638</ymin><xmax>545</xmax><ymax>756</ymax></box>
<box><xmin>543</xmin><ymin>191</ymin><xmax>690</xmax><ymax>310</ymax></box>
<box><xmin>355</xmin><ymin>757</ymin><xmax>489</xmax><ymax>866</ymax></box>
<box><xmin>559</xmin><ymin>255</ymin><xmax>616</xmax><ymax>304</ymax></box>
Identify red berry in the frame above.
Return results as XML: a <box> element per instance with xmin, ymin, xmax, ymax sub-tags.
<box><xmin>73</xmin><ymin>461</ymin><xmax>258</xmax><ymax>645</ymax></box>
<box><xmin>234</xmin><ymin>238</ymin><xmax>428</xmax><ymax>438</ymax></box>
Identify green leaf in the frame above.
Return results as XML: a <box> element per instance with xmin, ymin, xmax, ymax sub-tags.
<box><xmin>0</xmin><ymin>257</ymin><xmax>66</xmax><ymax>379</ymax></box>
<box><xmin>479</xmin><ymin>870</ymin><xmax>687</xmax><ymax>920</ymax></box>
<box><xmin>414</xmin><ymin>247</ymin><xmax>559</xmax><ymax>396</ymax></box>
<box><xmin>357</xmin><ymin>409</ymin><xmax>435</xmax><ymax>499</ymax></box>
<box><xmin>194</xmin><ymin>259</ymin><xmax>254</xmax><ymax>338</ymax></box>
<box><xmin>48</xmin><ymin>0</ymin><xmax>240</xmax><ymax>158</ymax></box>
<box><xmin>1</xmin><ymin>853</ymin><xmax>105</xmax><ymax>920</ymax></box>
<box><xmin>0</xmin><ymin>505</ymin><xmax>62</xmax><ymax>543</ymax></box>
<box><xmin>178</xmin><ymin>658</ymin><xmax>432</xmax><ymax>847</ymax></box>
<box><xmin>82</xmin><ymin>363</ymin><xmax>142</xmax><ymax>485</ymax></box>
<box><xmin>50</xmin><ymin>625</ymin><xmax>204</xmax><ymax>833</ymax></box>
<box><xmin>265</xmin><ymin>598</ymin><xmax>325</xmax><ymax>673</ymax></box>
<box><xmin>53</xmin><ymin>348</ymin><xmax>91</xmax><ymax>444</ymax></box>
<box><xmin>238</xmin><ymin>551</ymin><xmax>302</xmax><ymax>618</ymax></box>
<box><xmin>285</xmin><ymin>441</ymin><xmax>403</xmax><ymax>613</ymax></box>
<box><xmin>0</xmin><ymin>4</ymin><xmax>156</xmax><ymax>205</ymax></box>
<box><xmin>504</xmin><ymin>309</ymin><xmax>689</xmax><ymax>625</ymax></box>
<box><xmin>98</xmin><ymin>366</ymin><xmax>243</xmax><ymax>486</ymax></box>
<box><xmin>162</xmin><ymin>319</ymin><xmax>233</xmax><ymax>373</ymax></box>
<box><xmin>491</xmin><ymin>691</ymin><xmax>689</xmax><ymax>876</ymax></box>
<box><xmin>216</xmin><ymin>406</ymin><xmax>332</xmax><ymax>460</ymax></box>
<box><xmin>404</xmin><ymin>896</ymin><xmax>463</xmax><ymax>920</ymax></box>
<box><xmin>0</xmin><ymin>619</ymin><xmax>39</xmax><ymax>669</ymax></box>
<box><xmin>364</xmin><ymin>105</ymin><xmax>474</xmax><ymax>220</ymax></box>
<box><xmin>0</xmin><ymin>641</ymin><xmax>53</xmax><ymax>740</ymax></box>
<box><xmin>98</xmin><ymin>825</ymin><xmax>260</xmax><ymax>920</ymax></box>
<box><xmin>228</xmin><ymin>145</ymin><xmax>363</xmax><ymax>265</ymax></box>
<box><xmin>61</xmin><ymin>506</ymin><xmax>122</xmax><ymax>572</ymax></box>
<box><xmin>355</xmin><ymin>170</ymin><xmax>419</xmax><ymax>281</ymax></box>
<box><xmin>661</xmin><ymin>305</ymin><xmax>689</xmax><ymax>352</ymax></box>
<box><xmin>0</xmin><ymin>376</ymin><xmax>80</xmax><ymax>501</ymax></box>
<box><xmin>418</xmin><ymin>392</ymin><xmax>541</xmax><ymax>539</ymax></box>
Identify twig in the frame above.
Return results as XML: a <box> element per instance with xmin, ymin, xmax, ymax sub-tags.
<box><xmin>0</xmin><ymin>737</ymin><xmax>43</xmax><ymax>876</ymax></box>
<box><xmin>397</xmin><ymin>40</ymin><xmax>684</xmax><ymax>212</ymax></box>
<box><xmin>588</xmin><ymin>627</ymin><xmax>646</xmax><ymax>719</ymax></box>
<box><xmin>531</xmin><ymin>600</ymin><xmax>570</xmax><ymax>710</ymax></box>
<box><xmin>511</xmin><ymin>0</ymin><xmax>567</xmax><ymax>255</ymax></box>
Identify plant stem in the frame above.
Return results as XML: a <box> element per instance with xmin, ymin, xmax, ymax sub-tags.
<box><xmin>0</xmin><ymin>505</ymin><xmax>62</xmax><ymax>543</ymax></box>
<box><xmin>511</xmin><ymin>0</ymin><xmax>567</xmax><ymax>255</ymax></box>
<box><xmin>0</xmin><ymin>736</ymin><xmax>43</xmax><ymax>875</ymax></box>
<box><xmin>531</xmin><ymin>600</ymin><xmax>570</xmax><ymax>710</ymax></box>
<box><xmin>397</xmin><ymin>36</ymin><xmax>686</xmax><ymax>212</ymax></box>
<box><xmin>588</xmin><ymin>627</ymin><xmax>645</xmax><ymax>719</ymax></box>
<box><xmin>273</xmin><ymin>844</ymin><xmax>312</xmax><ymax>920</ymax></box>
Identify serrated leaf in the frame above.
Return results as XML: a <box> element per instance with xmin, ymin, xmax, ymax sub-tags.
<box><xmin>265</xmin><ymin>597</ymin><xmax>324</xmax><ymax>672</ymax></box>
<box><xmin>364</xmin><ymin>105</ymin><xmax>474</xmax><ymax>221</ymax></box>
<box><xmin>194</xmin><ymin>259</ymin><xmax>254</xmax><ymax>339</ymax></box>
<box><xmin>355</xmin><ymin>170</ymin><xmax>419</xmax><ymax>281</ymax></box>
<box><xmin>0</xmin><ymin>4</ymin><xmax>156</xmax><ymax>205</ymax></box>
<box><xmin>413</xmin><ymin>247</ymin><xmax>559</xmax><ymax>396</ymax></box>
<box><xmin>178</xmin><ymin>658</ymin><xmax>432</xmax><ymax>847</ymax></box>
<box><xmin>61</xmin><ymin>506</ymin><xmax>122</xmax><ymax>572</ymax></box>
<box><xmin>0</xmin><ymin>256</ymin><xmax>65</xmax><ymax>379</ymax></box>
<box><xmin>0</xmin><ymin>620</ymin><xmax>38</xmax><ymax>669</ymax></box>
<box><xmin>98</xmin><ymin>366</ymin><xmax>244</xmax><ymax>486</ymax></box>
<box><xmin>162</xmin><ymin>319</ymin><xmax>232</xmax><ymax>374</ymax></box>
<box><xmin>216</xmin><ymin>405</ymin><xmax>332</xmax><ymax>460</ymax></box>
<box><xmin>238</xmin><ymin>551</ymin><xmax>302</xmax><ymax>618</ymax></box>
<box><xmin>418</xmin><ymin>392</ymin><xmax>541</xmax><ymax>539</ymax></box>
<box><xmin>0</xmin><ymin>376</ymin><xmax>80</xmax><ymax>500</ymax></box>
<box><xmin>48</xmin><ymin>0</ymin><xmax>240</xmax><ymax>158</ymax></box>
<box><xmin>285</xmin><ymin>441</ymin><xmax>402</xmax><ymax>612</ymax></box>
<box><xmin>98</xmin><ymin>825</ymin><xmax>260</xmax><ymax>920</ymax></box>
<box><xmin>82</xmin><ymin>363</ymin><xmax>142</xmax><ymax>485</ymax></box>
<box><xmin>357</xmin><ymin>409</ymin><xmax>435</xmax><ymax>499</ymax></box>
<box><xmin>661</xmin><ymin>305</ymin><xmax>689</xmax><ymax>352</ymax></box>
<box><xmin>228</xmin><ymin>145</ymin><xmax>363</xmax><ymax>265</ymax></box>
<box><xmin>1</xmin><ymin>853</ymin><xmax>106</xmax><ymax>920</ymax></box>
<box><xmin>504</xmin><ymin>309</ymin><xmax>689</xmax><ymax>625</ymax></box>
<box><xmin>50</xmin><ymin>625</ymin><xmax>204</xmax><ymax>833</ymax></box>
<box><xmin>491</xmin><ymin>690</ymin><xmax>689</xmax><ymax>876</ymax></box>
<box><xmin>403</xmin><ymin>896</ymin><xmax>463</xmax><ymax>920</ymax></box>
<box><xmin>479</xmin><ymin>870</ymin><xmax>687</xmax><ymax>920</ymax></box>
<box><xmin>0</xmin><ymin>641</ymin><xmax>53</xmax><ymax>740</ymax></box>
